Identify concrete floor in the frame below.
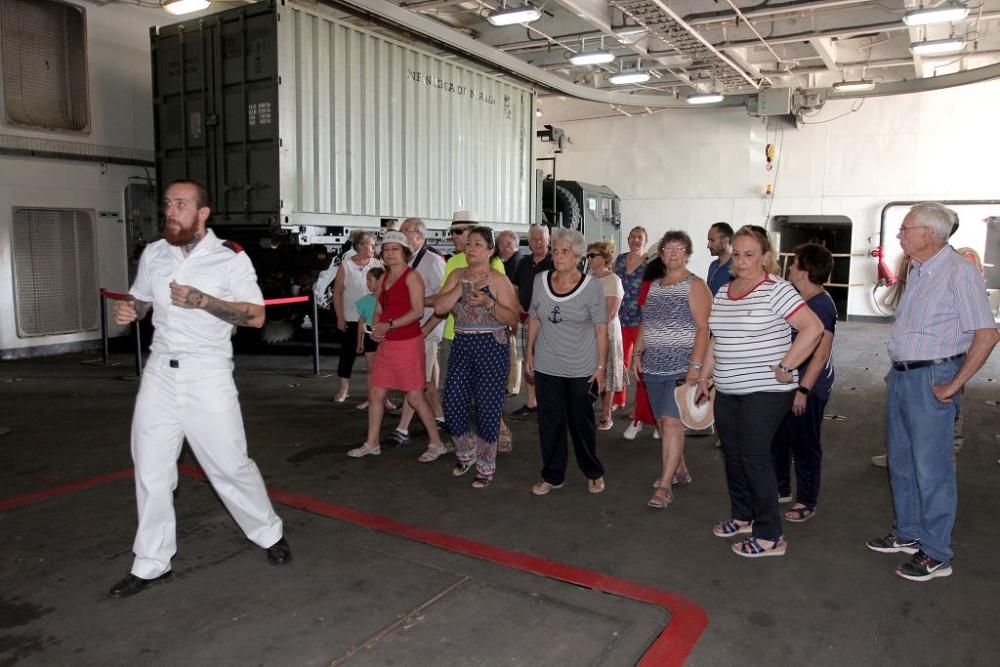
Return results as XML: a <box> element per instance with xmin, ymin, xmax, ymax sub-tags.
<box><xmin>1</xmin><ymin>321</ymin><xmax>998</xmax><ymax>666</ymax></box>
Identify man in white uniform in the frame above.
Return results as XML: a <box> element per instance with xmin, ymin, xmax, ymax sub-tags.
<box><xmin>109</xmin><ymin>179</ymin><xmax>290</xmax><ymax>599</ymax></box>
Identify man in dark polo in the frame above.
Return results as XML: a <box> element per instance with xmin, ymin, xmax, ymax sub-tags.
<box><xmin>510</xmin><ymin>224</ymin><xmax>553</xmax><ymax>416</ymax></box>
<box><xmin>866</xmin><ymin>202</ymin><xmax>998</xmax><ymax>582</ymax></box>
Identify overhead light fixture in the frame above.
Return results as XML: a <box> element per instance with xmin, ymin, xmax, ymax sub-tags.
<box><xmin>832</xmin><ymin>79</ymin><xmax>875</xmax><ymax>93</ymax></box>
<box><xmin>903</xmin><ymin>2</ymin><xmax>969</xmax><ymax>27</ymax></box>
<box><xmin>909</xmin><ymin>37</ymin><xmax>966</xmax><ymax>55</ymax></box>
<box><xmin>487</xmin><ymin>6</ymin><xmax>542</xmax><ymax>27</ymax></box>
<box><xmin>609</xmin><ymin>71</ymin><xmax>651</xmax><ymax>85</ymax></box>
<box><xmin>570</xmin><ymin>50</ymin><xmax>615</xmax><ymax>66</ymax></box>
<box><xmin>686</xmin><ymin>93</ymin><xmax>725</xmax><ymax>105</ymax></box>
<box><xmin>161</xmin><ymin>0</ymin><xmax>210</xmax><ymax>15</ymax></box>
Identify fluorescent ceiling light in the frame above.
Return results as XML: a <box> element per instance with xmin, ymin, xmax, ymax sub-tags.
<box><xmin>909</xmin><ymin>37</ymin><xmax>966</xmax><ymax>55</ymax></box>
<box><xmin>831</xmin><ymin>79</ymin><xmax>875</xmax><ymax>92</ymax></box>
<box><xmin>686</xmin><ymin>93</ymin><xmax>725</xmax><ymax>105</ymax></box>
<box><xmin>162</xmin><ymin>0</ymin><xmax>210</xmax><ymax>15</ymax></box>
<box><xmin>487</xmin><ymin>7</ymin><xmax>542</xmax><ymax>27</ymax></box>
<box><xmin>570</xmin><ymin>50</ymin><xmax>615</xmax><ymax>66</ymax></box>
<box><xmin>903</xmin><ymin>3</ymin><xmax>969</xmax><ymax>27</ymax></box>
<box><xmin>609</xmin><ymin>71</ymin><xmax>651</xmax><ymax>85</ymax></box>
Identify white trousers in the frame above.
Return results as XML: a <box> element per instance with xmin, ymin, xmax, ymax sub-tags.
<box><xmin>129</xmin><ymin>366</ymin><xmax>283</xmax><ymax>578</ymax></box>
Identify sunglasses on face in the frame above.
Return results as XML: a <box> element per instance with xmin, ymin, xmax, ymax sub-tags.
<box><xmin>449</xmin><ymin>228</ymin><xmax>468</xmax><ymax>236</ymax></box>
<box><xmin>586</xmin><ymin>253</ymin><xmax>601</xmax><ymax>259</ymax></box>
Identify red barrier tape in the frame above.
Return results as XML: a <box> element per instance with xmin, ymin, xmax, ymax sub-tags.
<box><xmin>0</xmin><ymin>465</ymin><xmax>709</xmax><ymax>665</ymax></box>
<box><xmin>263</xmin><ymin>296</ymin><xmax>311</xmax><ymax>306</ymax></box>
<box><xmin>100</xmin><ymin>290</ymin><xmax>130</xmax><ymax>300</ymax></box>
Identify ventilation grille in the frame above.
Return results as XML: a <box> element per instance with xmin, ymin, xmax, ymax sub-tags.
<box><xmin>12</xmin><ymin>208</ymin><xmax>98</xmax><ymax>337</ymax></box>
<box><xmin>0</xmin><ymin>0</ymin><xmax>90</xmax><ymax>131</ymax></box>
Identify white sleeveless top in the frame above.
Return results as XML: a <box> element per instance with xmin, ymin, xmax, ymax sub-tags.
<box><xmin>341</xmin><ymin>256</ymin><xmax>382</xmax><ymax>321</ymax></box>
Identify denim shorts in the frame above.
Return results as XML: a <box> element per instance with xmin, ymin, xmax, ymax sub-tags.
<box><xmin>643</xmin><ymin>372</ymin><xmax>687</xmax><ymax>420</ymax></box>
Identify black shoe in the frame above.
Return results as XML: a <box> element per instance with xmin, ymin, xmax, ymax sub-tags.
<box><xmin>384</xmin><ymin>429</ymin><xmax>411</xmax><ymax>447</ymax></box>
<box><xmin>108</xmin><ymin>571</ymin><xmax>172</xmax><ymax>598</ymax></box>
<box><xmin>511</xmin><ymin>404</ymin><xmax>537</xmax><ymax>417</ymax></box>
<box><xmin>896</xmin><ymin>550</ymin><xmax>952</xmax><ymax>581</ymax></box>
<box><xmin>866</xmin><ymin>533</ymin><xmax>920</xmax><ymax>554</ymax></box>
<box><xmin>266</xmin><ymin>537</ymin><xmax>292</xmax><ymax>566</ymax></box>
<box><xmin>436</xmin><ymin>419</ymin><xmax>450</xmax><ymax>436</ymax></box>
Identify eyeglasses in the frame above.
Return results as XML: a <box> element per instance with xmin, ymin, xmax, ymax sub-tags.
<box><xmin>449</xmin><ymin>228</ymin><xmax>467</xmax><ymax>236</ymax></box>
<box><xmin>586</xmin><ymin>252</ymin><xmax>602</xmax><ymax>259</ymax></box>
<box><xmin>898</xmin><ymin>225</ymin><xmax>927</xmax><ymax>234</ymax></box>
<box><xmin>662</xmin><ymin>244</ymin><xmax>688</xmax><ymax>255</ymax></box>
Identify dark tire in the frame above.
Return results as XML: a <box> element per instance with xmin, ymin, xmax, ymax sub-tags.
<box><xmin>542</xmin><ymin>182</ymin><xmax>583</xmax><ymax>232</ymax></box>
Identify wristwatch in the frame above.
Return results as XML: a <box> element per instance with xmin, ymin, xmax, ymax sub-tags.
<box><xmin>778</xmin><ymin>363</ymin><xmax>794</xmax><ymax>374</ymax></box>
<box><xmin>689</xmin><ymin>362</ymin><xmax>704</xmax><ymax>370</ymax></box>
<box><xmin>797</xmin><ymin>386</ymin><xmax>811</xmax><ymax>396</ymax></box>
<box><xmin>388</xmin><ymin>320</ymin><xmax>395</xmax><ymax>330</ymax></box>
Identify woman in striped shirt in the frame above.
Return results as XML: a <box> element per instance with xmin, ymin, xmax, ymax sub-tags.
<box><xmin>696</xmin><ymin>225</ymin><xmax>822</xmax><ymax>558</ymax></box>
<box><xmin>631</xmin><ymin>231</ymin><xmax>712</xmax><ymax>509</ymax></box>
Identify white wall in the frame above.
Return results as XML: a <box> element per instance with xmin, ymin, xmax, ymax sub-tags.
<box><xmin>537</xmin><ymin>80</ymin><xmax>1000</xmax><ymax>318</ymax></box>
<box><xmin>0</xmin><ymin>3</ymin><xmax>160</xmax><ymax>357</ymax></box>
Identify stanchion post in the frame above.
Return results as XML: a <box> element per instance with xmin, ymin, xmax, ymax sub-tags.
<box><xmin>311</xmin><ymin>294</ymin><xmax>321</xmax><ymax>376</ymax></box>
<box><xmin>100</xmin><ymin>288</ymin><xmax>109</xmax><ymax>366</ymax></box>
<box><xmin>133</xmin><ymin>318</ymin><xmax>144</xmax><ymax>378</ymax></box>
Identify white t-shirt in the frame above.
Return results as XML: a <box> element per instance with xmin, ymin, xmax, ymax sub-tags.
<box><xmin>130</xmin><ymin>229</ymin><xmax>263</xmax><ymax>365</ymax></box>
<box><xmin>410</xmin><ymin>245</ymin><xmax>446</xmax><ymax>343</ymax></box>
<box><xmin>709</xmin><ymin>275</ymin><xmax>805</xmax><ymax>394</ymax></box>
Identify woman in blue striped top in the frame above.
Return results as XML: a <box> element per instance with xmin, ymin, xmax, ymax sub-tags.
<box><xmin>631</xmin><ymin>231</ymin><xmax>712</xmax><ymax>509</ymax></box>
<box><xmin>696</xmin><ymin>225</ymin><xmax>823</xmax><ymax>558</ymax></box>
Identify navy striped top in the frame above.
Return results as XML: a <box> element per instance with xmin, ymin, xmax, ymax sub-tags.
<box><xmin>641</xmin><ymin>275</ymin><xmax>696</xmax><ymax>375</ymax></box>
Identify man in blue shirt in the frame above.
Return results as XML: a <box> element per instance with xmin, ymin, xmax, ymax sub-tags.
<box><xmin>706</xmin><ymin>222</ymin><xmax>734</xmax><ymax>295</ymax></box>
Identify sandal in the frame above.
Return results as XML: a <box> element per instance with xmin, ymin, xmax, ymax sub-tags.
<box><xmin>334</xmin><ymin>392</ymin><xmax>349</xmax><ymax>403</ymax></box>
<box><xmin>588</xmin><ymin>477</ymin><xmax>606</xmax><ymax>494</ymax></box>
<box><xmin>672</xmin><ymin>470</ymin><xmax>693</xmax><ymax>486</ymax></box>
<box><xmin>347</xmin><ymin>442</ymin><xmax>380</xmax><ymax>458</ymax></box>
<box><xmin>784</xmin><ymin>505</ymin><xmax>816</xmax><ymax>523</ymax></box>
<box><xmin>713</xmin><ymin>519</ymin><xmax>753</xmax><ymax>538</ymax></box>
<box><xmin>647</xmin><ymin>487</ymin><xmax>673</xmax><ymax>509</ymax></box>
<box><xmin>531</xmin><ymin>480</ymin><xmax>564</xmax><ymax>495</ymax></box>
<box><xmin>418</xmin><ymin>443</ymin><xmax>447</xmax><ymax>463</ymax></box>
<box><xmin>452</xmin><ymin>459</ymin><xmax>475</xmax><ymax>477</ymax></box>
<box><xmin>355</xmin><ymin>401</ymin><xmax>369</xmax><ymax>410</ymax></box>
<box><xmin>732</xmin><ymin>536</ymin><xmax>787</xmax><ymax>558</ymax></box>
<box><xmin>597</xmin><ymin>418</ymin><xmax>613</xmax><ymax>431</ymax></box>
<box><xmin>498</xmin><ymin>422</ymin><xmax>513</xmax><ymax>453</ymax></box>
<box><xmin>472</xmin><ymin>476</ymin><xmax>492</xmax><ymax>488</ymax></box>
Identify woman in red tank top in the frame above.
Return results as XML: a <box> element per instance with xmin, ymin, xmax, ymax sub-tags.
<box><xmin>347</xmin><ymin>231</ymin><xmax>446</xmax><ymax>459</ymax></box>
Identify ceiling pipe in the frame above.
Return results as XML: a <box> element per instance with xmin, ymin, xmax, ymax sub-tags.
<box><xmin>685</xmin><ymin>0</ymin><xmax>887</xmax><ymax>27</ymax></box>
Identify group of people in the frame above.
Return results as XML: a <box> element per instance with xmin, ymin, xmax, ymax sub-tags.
<box><xmin>108</xmin><ymin>179</ymin><xmax>996</xmax><ymax>598</ymax></box>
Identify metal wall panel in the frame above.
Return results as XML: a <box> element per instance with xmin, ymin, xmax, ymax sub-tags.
<box><xmin>277</xmin><ymin>1</ymin><xmax>534</xmax><ymax>229</ymax></box>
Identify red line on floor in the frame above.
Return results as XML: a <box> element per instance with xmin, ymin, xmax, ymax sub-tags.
<box><xmin>0</xmin><ymin>468</ymin><xmax>134</xmax><ymax>512</ymax></box>
<box><xmin>178</xmin><ymin>464</ymin><xmax>708</xmax><ymax>666</ymax></box>
<box><xmin>0</xmin><ymin>466</ymin><xmax>709</xmax><ymax>665</ymax></box>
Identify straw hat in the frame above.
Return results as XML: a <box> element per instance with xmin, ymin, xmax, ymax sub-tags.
<box><xmin>674</xmin><ymin>382</ymin><xmax>715</xmax><ymax>430</ymax></box>
<box><xmin>381</xmin><ymin>230</ymin><xmax>408</xmax><ymax>248</ymax></box>
<box><xmin>451</xmin><ymin>210</ymin><xmax>476</xmax><ymax>225</ymax></box>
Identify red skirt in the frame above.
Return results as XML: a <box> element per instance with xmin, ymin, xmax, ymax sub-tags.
<box><xmin>371</xmin><ymin>335</ymin><xmax>425</xmax><ymax>392</ymax></box>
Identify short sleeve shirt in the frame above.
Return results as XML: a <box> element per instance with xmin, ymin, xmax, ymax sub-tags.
<box><xmin>513</xmin><ymin>253</ymin><xmax>554</xmax><ymax>312</ymax></box>
<box><xmin>411</xmin><ymin>244</ymin><xmax>446</xmax><ymax>343</ymax></box>
<box><xmin>613</xmin><ymin>253</ymin><xmax>647</xmax><ymax>327</ymax></box>
<box><xmin>798</xmin><ymin>291</ymin><xmax>837</xmax><ymax>399</ymax></box>
<box><xmin>530</xmin><ymin>272</ymin><xmax>608</xmax><ymax>378</ymax></box>
<box><xmin>708</xmin><ymin>276</ymin><xmax>805</xmax><ymax>394</ymax></box>
<box><xmin>707</xmin><ymin>258</ymin><xmax>733</xmax><ymax>296</ymax></box>
<box><xmin>130</xmin><ymin>229</ymin><xmax>263</xmax><ymax>365</ymax></box>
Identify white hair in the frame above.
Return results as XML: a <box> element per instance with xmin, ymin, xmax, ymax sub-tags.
<box><xmin>551</xmin><ymin>227</ymin><xmax>586</xmax><ymax>257</ymax></box>
<box><xmin>909</xmin><ymin>202</ymin><xmax>957</xmax><ymax>241</ymax></box>
<box><xmin>528</xmin><ymin>224</ymin><xmax>550</xmax><ymax>240</ymax></box>
<box><xmin>401</xmin><ymin>217</ymin><xmax>426</xmax><ymax>236</ymax></box>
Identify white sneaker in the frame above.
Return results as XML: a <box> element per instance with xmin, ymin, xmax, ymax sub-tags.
<box><xmin>623</xmin><ymin>422</ymin><xmax>642</xmax><ymax>440</ymax></box>
<box><xmin>347</xmin><ymin>442</ymin><xmax>380</xmax><ymax>458</ymax></box>
<box><xmin>871</xmin><ymin>454</ymin><xmax>888</xmax><ymax>468</ymax></box>
<box><xmin>653</xmin><ymin>429</ymin><xmax>661</xmax><ymax>439</ymax></box>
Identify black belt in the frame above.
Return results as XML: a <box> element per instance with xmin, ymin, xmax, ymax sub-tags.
<box><xmin>891</xmin><ymin>353</ymin><xmax>964</xmax><ymax>372</ymax></box>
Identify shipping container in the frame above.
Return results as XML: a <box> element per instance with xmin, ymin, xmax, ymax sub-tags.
<box><xmin>150</xmin><ymin>0</ymin><xmax>536</xmax><ymax>245</ymax></box>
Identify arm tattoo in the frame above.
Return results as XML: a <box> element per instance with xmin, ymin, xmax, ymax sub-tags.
<box><xmin>200</xmin><ymin>294</ymin><xmax>255</xmax><ymax>326</ymax></box>
<box><xmin>130</xmin><ymin>298</ymin><xmax>152</xmax><ymax>320</ymax></box>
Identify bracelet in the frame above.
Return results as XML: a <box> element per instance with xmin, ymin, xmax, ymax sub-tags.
<box><xmin>689</xmin><ymin>362</ymin><xmax>704</xmax><ymax>370</ymax></box>
<box><xmin>696</xmin><ymin>378</ymin><xmax>710</xmax><ymax>384</ymax></box>
<box><xmin>778</xmin><ymin>363</ymin><xmax>793</xmax><ymax>374</ymax></box>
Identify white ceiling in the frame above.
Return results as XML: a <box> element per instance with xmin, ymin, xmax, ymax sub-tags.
<box><xmin>375</xmin><ymin>0</ymin><xmax>1000</xmax><ymax>108</ymax></box>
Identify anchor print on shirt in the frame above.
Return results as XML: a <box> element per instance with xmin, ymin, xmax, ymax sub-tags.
<box><xmin>548</xmin><ymin>305</ymin><xmax>562</xmax><ymax>324</ymax></box>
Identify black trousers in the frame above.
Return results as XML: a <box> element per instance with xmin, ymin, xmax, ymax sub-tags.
<box><xmin>535</xmin><ymin>372</ymin><xmax>604</xmax><ymax>485</ymax></box>
<box><xmin>715</xmin><ymin>390</ymin><xmax>796</xmax><ymax>541</ymax></box>
<box><xmin>772</xmin><ymin>393</ymin><xmax>828</xmax><ymax>508</ymax></box>
<box><xmin>337</xmin><ymin>321</ymin><xmax>376</xmax><ymax>379</ymax></box>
